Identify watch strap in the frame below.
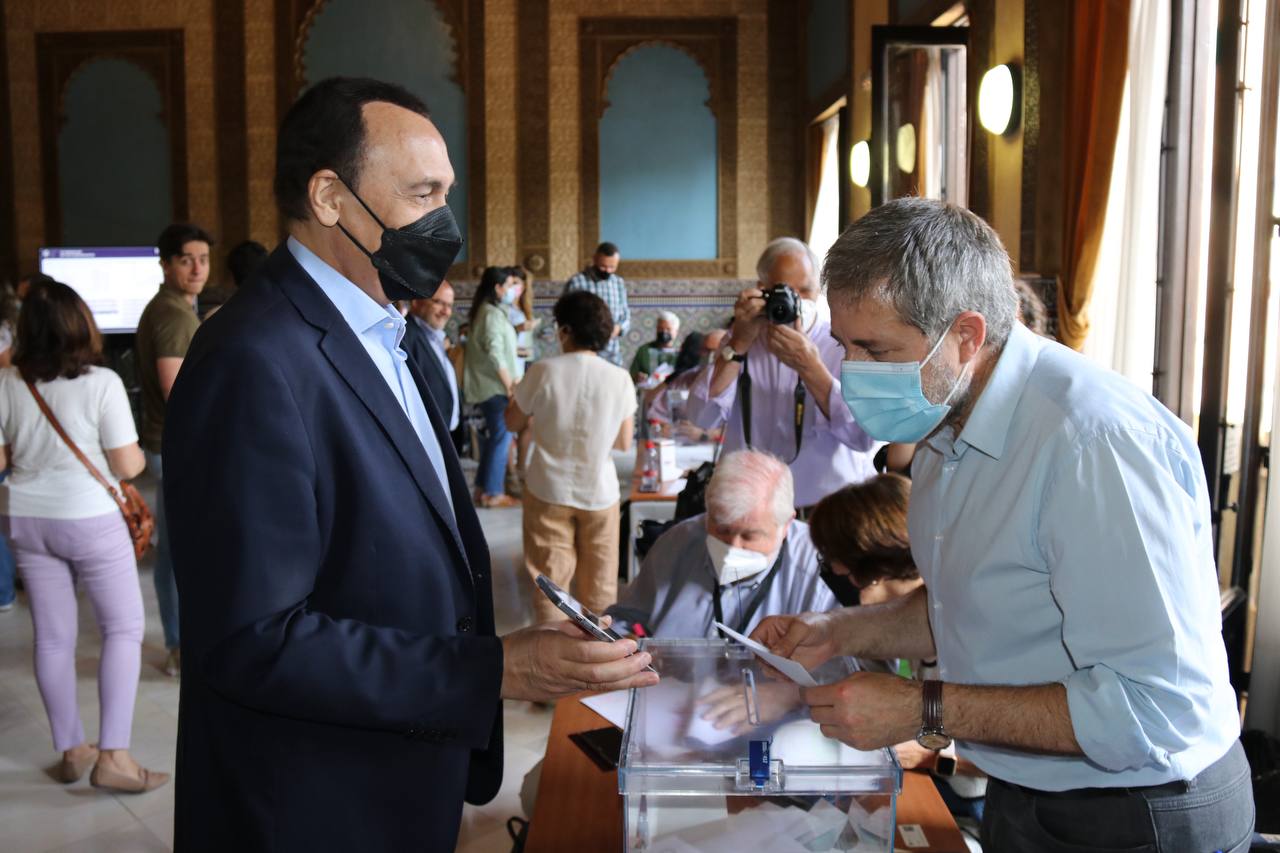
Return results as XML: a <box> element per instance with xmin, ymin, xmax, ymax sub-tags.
<box><xmin>922</xmin><ymin>680</ymin><xmax>945</xmax><ymax>732</ymax></box>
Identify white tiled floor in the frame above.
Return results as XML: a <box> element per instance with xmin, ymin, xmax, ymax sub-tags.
<box><xmin>0</xmin><ymin>462</ymin><xmax>565</xmax><ymax>853</ymax></box>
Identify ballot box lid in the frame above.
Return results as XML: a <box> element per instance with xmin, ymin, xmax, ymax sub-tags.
<box><xmin>618</xmin><ymin>639</ymin><xmax>902</xmax><ymax>797</ymax></box>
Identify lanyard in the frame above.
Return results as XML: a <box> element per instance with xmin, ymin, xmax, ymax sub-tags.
<box><xmin>738</xmin><ymin>355</ymin><xmax>806</xmax><ymax>464</ymax></box>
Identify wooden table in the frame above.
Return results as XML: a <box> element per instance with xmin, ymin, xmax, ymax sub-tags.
<box><xmin>526</xmin><ymin>695</ymin><xmax>969</xmax><ymax>852</ymax></box>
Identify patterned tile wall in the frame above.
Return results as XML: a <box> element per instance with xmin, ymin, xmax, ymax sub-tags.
<box><xmin>446</xmin><ymin>277</ymin><xmax>747</xmax><ymax>366</ymax></box>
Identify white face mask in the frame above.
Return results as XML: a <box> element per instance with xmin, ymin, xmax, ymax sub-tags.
<box><xmin>799</xmin><ymin>297</ymin><xmax>819</xmax><ymax>332</ymax></box>
<box><xmin>705</xmin><ymin>534</ymin><xmax>777</xmax><ymax>585</ymax></box>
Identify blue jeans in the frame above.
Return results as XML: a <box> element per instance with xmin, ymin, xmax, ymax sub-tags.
<box><xmin>144</xmin><ymin>451</ymin><xmax>179</xmax><ymax>650</ymax></box>
<box><xmin>476</xmin><ymin>395</ymin><xmax>512</xmax><ymax>497</ymax></box>
<box><xmin>0</xmin><ymin>470</ymin><xmax>14</xmax><ymax>607</ymax></box>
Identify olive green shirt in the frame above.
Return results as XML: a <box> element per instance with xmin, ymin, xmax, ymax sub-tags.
<box><xmin>463</xmin><ymin>301</ymin><xmax>518</xmax><ymax>404</ymax></box>
<box><xmin>135</xmin><ymin>284</ymin><xmax>199</xmax><ymax>452</ymax></box>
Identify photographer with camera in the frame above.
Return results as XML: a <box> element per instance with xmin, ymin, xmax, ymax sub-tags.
<box><xmin>686</xmin><ymin>238</ymin><xmax>877</xmax><ymax>509</ymax></box>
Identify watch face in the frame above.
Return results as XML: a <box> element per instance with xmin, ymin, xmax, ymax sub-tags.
<box><xmin>720</xmin><ymin>345</ymin><xmax>738</xmax><ymax>362</ymax></box>
<box><xmin>916</xmin><ymin>731</ymin><xmax>952</xmax><ymax>751</ymax></box>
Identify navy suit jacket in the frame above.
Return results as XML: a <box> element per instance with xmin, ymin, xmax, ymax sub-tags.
<box><xmin>402</xmin><ymin>317</ymin><xmax>457</xmax><ymax>428</ymax></box>
<box><xmin>164</xmin><ymin>245</ymin><xmax>502</xmax><ymax>852</ymax></box>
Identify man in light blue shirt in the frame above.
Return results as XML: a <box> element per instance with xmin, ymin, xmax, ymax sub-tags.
<box><xmin>753</xmin><ymin>198</ymin><xmax>1253</xmax><ymax>851</ymax></box>
<box><xmin>288</xmin><ymin>236</ymin><xmax>454</xmax><ymax>517</ymax></box>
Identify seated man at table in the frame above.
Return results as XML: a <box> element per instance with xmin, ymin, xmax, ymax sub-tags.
<box><xmin>606</xmin><ymin>449</ymin><xmax>835</xmax><ymax>638</ymax></box>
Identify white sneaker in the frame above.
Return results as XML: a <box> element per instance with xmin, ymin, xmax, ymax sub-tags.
<box><xmin>0</xmin><ymin>601</ymin><xmax>14</xmax><ymax>613</ymax></box>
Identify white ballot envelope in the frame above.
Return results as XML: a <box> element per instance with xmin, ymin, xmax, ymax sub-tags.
<box><xmin>713</xmin><ymin>622</ymin><xmax>818</xmax><ymax>687</ymax></box>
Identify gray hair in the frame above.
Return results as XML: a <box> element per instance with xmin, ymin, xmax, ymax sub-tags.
<box><xmin>657</xmin><ymin>310</ymin><xmax>680</xmax><ymax>328</ymax></box>
<box><xmin>756</xmin><ymin>237</ymin><xmax>820</xmax><ymax>291</ymax></box>
<box><xmin>705</xmin><ymin>450</ymin><xmax>794</xmax><ymax>528</ymax></box>
<box><xmin>822</xmin><ymin>198</ymin><xmax>1018</xmax><ymax>349</ymax></box>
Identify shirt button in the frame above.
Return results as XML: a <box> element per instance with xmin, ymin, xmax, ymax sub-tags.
<box><xmin>456</xmin><ymin>616</ymin><xmax>473</xmax><ymax>633</ymax></box>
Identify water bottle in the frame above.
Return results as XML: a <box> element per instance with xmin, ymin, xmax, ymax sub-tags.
<box><xmin>639</xmin><ymin>441</ymin><xmax>659</xmax><ymax>493</ymax></box>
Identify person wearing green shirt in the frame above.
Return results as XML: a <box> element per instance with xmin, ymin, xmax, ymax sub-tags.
<box><xmin>464</xmin><ymin>266</ymin><xmax>521</xmax><ymax>507</ymax></box>
<box><xmin>629</xmin><ymin>310</ymin><xmax>680</xmax><ymax>385</ymax></box>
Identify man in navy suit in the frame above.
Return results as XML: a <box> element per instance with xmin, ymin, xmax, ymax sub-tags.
<box><xmin>402</xmin><ymin>281</ymin><xmax>461</xmax><ymax>443</ymax></box>
<box><xmin>163</xmin><ymin>77</ymin><xmax>657</xmax><ymax>852</ymax></box>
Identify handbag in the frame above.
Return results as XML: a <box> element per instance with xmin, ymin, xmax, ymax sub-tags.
<box><xmin>25</xmin><ymin>381</ymin><xmax>154</xmax><ymax>560</ymax></box>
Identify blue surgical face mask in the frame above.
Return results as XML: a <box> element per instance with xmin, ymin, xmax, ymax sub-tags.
<box><xmin>839</xmin><ymin>328</ymin><xmax>965</xmax><ymax>443</ymax></box>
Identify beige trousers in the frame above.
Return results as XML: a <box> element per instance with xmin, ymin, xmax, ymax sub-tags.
<box><xmin>522</xmin><ymin>490</ymin><xmax>620</xmax><ymax>624</ymax></box>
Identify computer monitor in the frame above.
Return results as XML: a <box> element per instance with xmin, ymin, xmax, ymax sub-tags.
<box><xmin>38</xmin><ymin>247</ymin><xmax>162</xmax><ymax>334</ymax></box>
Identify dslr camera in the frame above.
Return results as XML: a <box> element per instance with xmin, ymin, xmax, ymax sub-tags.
<box><xmin>761</xmin><ymin>284</ymin><xmax>800</xmax><ymax>325</ymax></box>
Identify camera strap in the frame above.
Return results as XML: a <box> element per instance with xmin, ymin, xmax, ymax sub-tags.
<box><xmin>738</xmin><ymin>355</ymin><xmax>806</xmax><ymax>463</ymax></box>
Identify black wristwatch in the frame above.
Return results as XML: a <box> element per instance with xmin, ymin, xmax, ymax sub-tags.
<box><xmin>915</xmin><ymin>680</ymin><xmax>952</xmax><ymax>751</ymax></box>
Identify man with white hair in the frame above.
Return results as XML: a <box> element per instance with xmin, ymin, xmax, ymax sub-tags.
<box><xmin>687</xmin><ymin>237</ymin><xmax>876</xmax><ymax>508</ymax></box>
<box><xmin>605</xmin><ymin>449</ymin><xmax>834</xmax><ymax>638</ymax></box>
<box><xmin>629</xmin><ymin>309</ymin><xmax>681</xmax><ymax>385</ymax></box>
<box><xmin>754</xmin><ymin>198</ymin><xmax>1252</xmax><ymax>851</ymax></box>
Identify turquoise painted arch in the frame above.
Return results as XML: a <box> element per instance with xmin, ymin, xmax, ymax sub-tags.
<box><xmin>598</xmin><ymin>43</ymin><xmax>718</xmax><ymax>261</ymax></box>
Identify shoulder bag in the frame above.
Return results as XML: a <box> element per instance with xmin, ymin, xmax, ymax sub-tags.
<box><xmin>25</xmin><ymin>381</ymin><xmax>154</xmax><ymax>560</ymax></box>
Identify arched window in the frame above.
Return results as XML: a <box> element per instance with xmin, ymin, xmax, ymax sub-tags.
<box><xmin>598</xmin><ymin>44</ymin><xmax>717</xmax><ymax>260</ymax></box>
<box><xmin>58</xmin><ymin>58</ymin><xmax>172</xmax><ymax>245</ymax></box>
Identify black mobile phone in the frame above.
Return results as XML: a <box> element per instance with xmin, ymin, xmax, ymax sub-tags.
<box><xmin>569</xmin><ymin>726</ymin><xmax>624</xmax><ymax>771</ymax></box>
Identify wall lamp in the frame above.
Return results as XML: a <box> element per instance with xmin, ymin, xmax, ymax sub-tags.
<box><xmin>850</xmin><ymin>140</ymin><xmax>871</xmax><ymax>187</ymax></box>
<box><xmin>978</xmin><ymin>63</ymin><xmax>1022</xmax><ymax>136</ymax></box>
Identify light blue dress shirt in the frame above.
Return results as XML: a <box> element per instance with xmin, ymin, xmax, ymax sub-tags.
<box><xmin>910</xmin><ymin>323</ymin><xmax>1238</xmax><ymax>791</ymax></box>
<box><xmin>414</xmin><ymin>315</ymin><xmax>460</xmax><ymax>431</ymax></box>
<box><xmin>288</xmin><ymin>238</ymin><xmax>453</xmax><ymax>517</ymax></box>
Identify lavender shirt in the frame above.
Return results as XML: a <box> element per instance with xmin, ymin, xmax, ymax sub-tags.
<box><xmin>685</xmin><ymin>318</ymin><xmax>877</xmax><ymax>507</ymax></box>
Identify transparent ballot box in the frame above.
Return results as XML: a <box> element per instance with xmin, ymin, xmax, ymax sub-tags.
<box><xmin>618</xmin><ymin>640</ymin><xmax>901</xmax><ymax>853</ymax></box>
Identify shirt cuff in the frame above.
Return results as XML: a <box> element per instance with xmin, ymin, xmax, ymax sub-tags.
<box><xmin>1064</xmin><ymin>664</ymin><xmax>1172</xmax><ymax>772</ymax></box>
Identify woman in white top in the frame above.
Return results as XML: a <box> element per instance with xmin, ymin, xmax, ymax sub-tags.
<box><xmin>506</xmin><ymin>290</ymin><xmax>635</xmax><ymax>622</ymax></box>
<box><xmin>0</xmin><ymin>282</ymin><xmax>19</xmax><ymax>612</ymax></box>
<box><xmin>0</xmin><ymin>279</ymin><xmax>167</xmax><ymax>793</ymax></box>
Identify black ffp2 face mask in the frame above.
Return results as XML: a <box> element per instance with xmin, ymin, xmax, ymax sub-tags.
<box><xmin>655</xmin><ymin>331</ymin><xmax>673</xmax><ymax>347</ymax></box>
<box><xmin>334</xmin><ymin>177</ymin><xmax>463</xmax><ymax>302</ymax></box>
<box><xmin>819</xmin><ymin>564</ymin><xmax>861</xmax><ymax>607</ymax></box>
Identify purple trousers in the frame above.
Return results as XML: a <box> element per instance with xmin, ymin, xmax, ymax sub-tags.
<box><xmin>1</xmin><ymin>512</ymin><xmax>144</xmax><ymax>751</ymax></box>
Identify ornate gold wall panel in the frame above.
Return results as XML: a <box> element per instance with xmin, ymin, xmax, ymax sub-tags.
<box><xmin>5</xmin><ymin>0</ymin><xmax>218</xmax><ymax>274</ymax></box>
<box><xmin>483</xmin><ymin>0</ymin><xmax>517</xmax><ymax>271</ymax></box>
<box><xmin>515</xmin><ymin>0</ymin><xmax>550</xmax><ymax>275</ymax></box>
<box><xmin>245</xmin><ymin>0</ymin><xmax>279</xmax><ymax>246</ymax></box>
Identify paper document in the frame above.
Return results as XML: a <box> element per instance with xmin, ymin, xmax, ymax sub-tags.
<box><xmin>580</xmin><ymin>689</ymin><xmax>630</xmax><ymax>729</ymax></box>
<box><xmin>713</xmin><ymin>622</ymin><xmax>818</xmax><ymax>687</ymax></box>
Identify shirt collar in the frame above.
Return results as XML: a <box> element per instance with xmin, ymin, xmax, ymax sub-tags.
<box><xmin>417</xmin><ymin>316</ymin><xmax>447</xmax><ymax>345</ymax></box>
<box><xmin>950</xmin><ymin>323</ymin><xmax>1046</xmax><ymax>460</ymax></box>
<box><xmin>287</xmin><ymin>236</ymin><xmax>402</xmax><ymax>340</ymax></box>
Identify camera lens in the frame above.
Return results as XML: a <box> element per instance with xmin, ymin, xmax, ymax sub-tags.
<box><xmin>765</xmin><ymin>285</ymin><xmax>799</xmax><ymax>325</ymax></box>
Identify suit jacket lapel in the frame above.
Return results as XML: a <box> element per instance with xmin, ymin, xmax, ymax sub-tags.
<box><xmin>404</xmin><ymin>357</ymin><xmax>490</xmax><ymax>577</ymax></box>
<box><xmin>270</xmin><ymin>248</ymin><xmax>473</xmax><ymax>577</ymax></box>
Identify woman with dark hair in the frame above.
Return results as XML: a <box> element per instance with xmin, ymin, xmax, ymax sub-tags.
<box><xmin>807</xmin><ymin>473</ymin><xmax>920</xmax><ymax>607</ymax></box>
<box><xmin>506</xmin><ymin>266</ymin><xmax>539</xmax><ymax>496</ymax></box>
<box><xmin>464</xmin><ymin>266</ymin><xmax>522</xmax><ymax>507</ymax></box>
<box><xmin>807</xmin><ymin>473</ymin><xmax>987</xmax><ymax>825</ymax></box>
<box><xmin>0</xmin><ymin>279</ymin><xmax>167</xmax><ymax>793</ymax></box>
<box><xmin>506</xmin><ymin>290</ymin><xmax>635</xmax><ymax>621</ymax></box>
